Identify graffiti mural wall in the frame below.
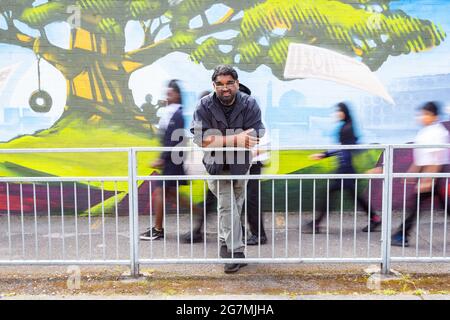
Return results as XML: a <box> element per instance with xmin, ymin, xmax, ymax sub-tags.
<box><xmin>0</xmin><ymin>0</ymin><xmax>449</xmax><ymax>213</ymax></box>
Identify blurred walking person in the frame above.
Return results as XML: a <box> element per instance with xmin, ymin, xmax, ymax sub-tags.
<box><xmin>140</xmin><ymin>80</ymin><xmax>187</xmax><ymax>241</ymax></box>
<box><xmin>391</xmin><ymin>101</ymin><xmax>449</xmax><ymax>247</ymax></box>
<box><xmin>304</xmin><ymin>102</ymin><xmax>380</xmax><ymax>234</ymax></box>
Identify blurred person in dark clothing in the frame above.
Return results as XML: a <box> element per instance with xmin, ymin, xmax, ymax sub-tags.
<box><xmin>304</xmin><ymin>102</ymin><xmax>380</xmax><ymax>234</ymax></box>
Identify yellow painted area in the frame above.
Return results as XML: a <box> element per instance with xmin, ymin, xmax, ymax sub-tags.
<box><xmin>100</xmin><ymin>38</ymin><xmax>108</xmax><ymax>54</ymax></box>
<box><xmin>122</xmin><ymin>60</ymin><xmax>144</xmax><ymax>73</ymax></box>
<box><xmin>16</xmin><ymin>33</ymin><xmax>33</xmax><ymax>43</ymax></box>
<box><xmin>73</xmin><ymin>28</ymin><xmax>93</xmax><ymax>51</ymax></box>
<box><xmin>94</xmin><ymin>104</ymin><xmax>113</xmax><ymax>115</ymax></box>
<box><xmin>353</xmin><ymin>47</ymin><xmax>363</xmax><ymax>56</ymax></box>
<box><xmin>135</xmin><ymin>116</ymin><xmax>147</xmax><ymax>122</ymax></box>
<box><xmin>88</xmin><ymin>115</ymin><xmax>102</xmax><ymax>124</ymax></box>
<box><xmin>73</xmin><ymin>71</ymin><xmax>93</xmax><ymax>100</ymax></box>
<box><xmin>213</xmin><ymin>8</ymin><xmax>235</xmax><ymax>25</ymax></box>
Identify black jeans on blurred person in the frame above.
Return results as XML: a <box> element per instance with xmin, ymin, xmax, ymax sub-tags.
<box><xmin>395</xmin><ymin>180</ymin><xmax>449</xmax><ymax>236</ymax></box>
<box><xmin>314</xmin><ymin>178</ymin><xmax>376</xmax><ymax>225</ymax></box>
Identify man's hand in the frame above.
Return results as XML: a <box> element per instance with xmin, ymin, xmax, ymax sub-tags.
<box><xmin>236</xmin><ymin>129</ymin><xmax>259</xmax><ymax>149</ymax></box>
<box><xmin>309</xmin><ymin>153</ymin><xmax>325</xmax><ymax>161</ymax></box>
<box><xmin>151</xmin><ymin>159</ymin><xmax>164</xmax><ymax>169</ymax></box>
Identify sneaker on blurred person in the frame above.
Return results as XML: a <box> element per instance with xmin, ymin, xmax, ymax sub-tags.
<box><xmin>362</xmin><ymin>215</ymin><xmax>382</xmax><ymax>232</ymax></box>
<box><xmin>246</xmin><ymin>234</ymin><xmax>267</xmax><ymax>245</ymax></box>
<box><xmin>391</xmin><ymin>232</ymin><xmax>409</xmax><ymax>247</ymax></box>
<box><xmin>181</xmin><ymin>230</ymin><xmax>203</xmax><ymax>243</ymax></box>
<box><xmin>139</xmin><ymin>227</ymin><xmax>164</xmax><ymax>241</ymax></box>
<box><xmin>302</xmin><ymin>221</ymin><xmax>321</xmax><ymax>234</ymax></box>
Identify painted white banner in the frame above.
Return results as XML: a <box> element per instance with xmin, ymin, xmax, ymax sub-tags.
<box><xmin>284</xmin><ymin>43</ymin><xmax>395</xmax><ymax>104</ymax></box>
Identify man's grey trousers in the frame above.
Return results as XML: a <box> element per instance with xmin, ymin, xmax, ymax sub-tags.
<box><xmin>207</xmin><ymin>171</ymin><xmax>248</xmax><ymax>253</ymax></box>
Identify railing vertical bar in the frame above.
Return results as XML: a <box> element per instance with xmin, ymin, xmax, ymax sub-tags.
<box><xmin>20</xmin><ymin>183</ymin><xmax>25</xmax><ymax>258</ymax></box>
<box><xmin>353</xmin><ymin>179</ymin><xmax>358</xmax><ymax>257</ymax></box>
<box><xmin>74</xmin><ymin>182</ymin><xmax>79</xmax><ymax>260</ymax></box>
<box><xmin>87</xmin><ymin>182</ymin><xmax>92</xmax><ymax>259</ymax></box>
<box><xmin>217</xmin><ymin>180</ymin><xmax>220</xmax><ymax>259</ymax></box>
<box><xmin>258</xmin><ymin>179</ymin><xmax>261</xmax><ymax>258</ymax></box>
<box><xmin>429</xmin><ymin>179</ymin><xmax>435</xmax><ymax>257</ymax></box>
<box><xmin>101</xmin><ymin>181</ymin><xmax>106</xmax><ymax>260</ymax></box>
<box><xmin>33</xmin><ymin>183</ymin><xmax>38</xmax><ymax>259</ymax></box>
<box><xmin>340</xmin><ymin>179</ymin><xmax>343</xmax><ymax>258</ymax></box>
<box><xmin>6</xmin><ymin>183</ymin><xmax>12</xmax><ymax>259</ymax></box>
<box><xmin>402</xmin><ymin>178</ymin><xmax>407</xmax><ymax>256</ymax></box>
<box><xmin>381</xmin><ymin>146</ymin><xmax>393</xmax><ymax>274</ymax></box>
<box><xmin>149</xmin><ymin>181</ymin><xmax>153</xmax><ymax>259</ymax></box>
<box><xmin>163</xmin><ymin>180</ymin><xmax>166</xmax><ymax>258</ymax></box>
<box><xmin>272</xmin><ymin>179</ymin><xmax>275</xmax><ymax>259</ymax></box>
<box><xmin>326</xmin><ymin>179</ymin><xmax>330</xmax><ymax>258</ymax></box>
<box><xmin>47</xmin><ymin>183</ymin><xmax>52</xmax><ymax>259</ymax></box>
<box><xmin>203</xmin><ymin>180</ymin><xmax>207</xmax><ymax>259</ymax></box>
<box><xmin>367</xmin><ymin>179</ymin><xmax>371</xmax><ymax>258</ymax></box>
<box><xmin>114</xmin><ymin>181</ymin><xmax>119</xmax><ymax>260</ymax></box>
<box><xmin>177</xmin><ymin>180</ymin><xmax>182</xmax><ymax>257</ymax></box>
<box><xmin>285</xmin><ymin>179</ymin><xmax>288</xmax><ymax>258</ymax></box>
<box><xmin>231</xmin><ymin>179</ymin><xmax>234</xmax><ymax>259</ymax></box>
<box><xmin>60</xmin><ymin>182</ymin><xmax>65</xmax><ymax>260</ymax></box>
<box><xmin>299</xmin><ymin>180</ymin><xmax>302</xmax><ymax>258</ymax></box>
<box><xmin>312</xmin><ymin>179</ymin><xmax>316</xmax><ymax>258</ymax></box>
<box><xmin>444</xmin><ymin>178</ymin><xmax>448</xmax><ymax>257</ymax></box>
<box><xmin>190</xmin><ymin>180</ymin><xmax>193</xmax><ymax>259</ymax></box>
<box><xmin>244</xmin><ymin>178</ymin><xmax>248</xmax><ymax>256</ymax></box>
<box><xmin>416</xmin><ymin>178</ymin><xmax>421</xmax><ymax>257</ymax></box>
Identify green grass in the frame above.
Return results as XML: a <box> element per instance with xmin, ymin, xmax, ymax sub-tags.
<box><xmin>0</xmin><ymin>114</ymin><xmax>160</xmax><ymax>192</ymax></box>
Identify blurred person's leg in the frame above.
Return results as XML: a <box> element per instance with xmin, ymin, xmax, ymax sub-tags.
<box><xmin>182</xmin><ymin>189</ymin><xmax>216</xmax><ymax>243</ymax></box>
<box><xmin>392</xmin><ymin>190</ymin><xmax>433</xmax><ymax>247</ymax></box>
<box><xmin>303</xmin><ymin>180</ymin><xmax>341</xmax><ymax>233</ymax></box>
<box><xmin>245</xmin><ymin>164</ymin><xmax>267</xmax><ymax>245</ymax></box>
<box><xmin>140</xmin><ymin>185</ymin><xmax>164</xmax><ymax>240</ymax></box>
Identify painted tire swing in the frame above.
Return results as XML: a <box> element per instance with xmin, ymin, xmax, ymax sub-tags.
<box><xmin>29</xmin><ymin>55</ymin><xmax>53</xmax><ymax>113</ymax></box>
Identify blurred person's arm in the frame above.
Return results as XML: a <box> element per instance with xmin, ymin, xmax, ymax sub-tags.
<box><xmin>416</xmin><ymin>164</ymin><xmax>442</xmax><ymax>192</ymax></box>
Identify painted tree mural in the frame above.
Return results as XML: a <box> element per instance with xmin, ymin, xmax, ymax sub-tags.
<box><xmin>0</xmin><ymin>0</ymin><xmax>446</xmax><ymax>135</ymax></box>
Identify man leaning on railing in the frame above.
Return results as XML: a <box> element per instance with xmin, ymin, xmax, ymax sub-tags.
<box><xmin>190</xmin><ymin>65</ymin><xmax>265</xmax><ymax>274</ymax></box>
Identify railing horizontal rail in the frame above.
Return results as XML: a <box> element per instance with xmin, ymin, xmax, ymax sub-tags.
<box><xmin>137</xmin><ymin>174</ymin><xmax>386</xmax><ymax>181</ymax></box>
<box><xmin>0</xmin><ymin>177</ymin><xmax>129</xmax><ymax>182</ymax></box>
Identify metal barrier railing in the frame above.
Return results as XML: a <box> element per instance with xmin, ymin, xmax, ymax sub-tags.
<box><xmin>0</xmin><ymin>148</ymin><xmax>132</xmax><ymax>267</ymax></box>
<box><xmin>0</xmin><ymin>145</ymin><xmax>449</xmax><ymax>276</ymax></box>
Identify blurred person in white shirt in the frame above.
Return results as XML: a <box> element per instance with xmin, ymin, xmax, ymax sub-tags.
<box><xmin>391</xmin><ymin>101</ymin><xmax>450</xmax><ymax>247</ymax></box>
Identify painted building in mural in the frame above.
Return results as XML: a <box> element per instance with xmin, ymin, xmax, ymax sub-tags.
<box><xmin>0</xmin><ymin>0</ymin><xmax>449</xmax><ymax>213</ymax></box>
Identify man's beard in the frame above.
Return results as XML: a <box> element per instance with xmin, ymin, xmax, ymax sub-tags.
<box><xmin>217</xmin><ymin>93</ymin><xmax>236</xmax><ymax>106</ymax></box>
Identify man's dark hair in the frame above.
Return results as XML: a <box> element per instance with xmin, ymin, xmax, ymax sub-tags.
<box><xmin>421</xmin><ymin>101</ymin><xmax>440</xmax><ymax>116</ymax></box>
<box><xmin>168</xmin><ymin>79</ymin><xmax>182</xmax><ymax>104</ymax></box>
<box><xmin>211</xmin><ymin>65</ymin><xmax>238</xmax><ymax>82</ymax></box>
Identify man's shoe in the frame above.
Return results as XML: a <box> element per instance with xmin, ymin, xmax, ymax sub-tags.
<box><xmin>246</xmin><ymin>234</ymin><xmax>267</xmax><ymax>246</ymax></box>
<box><xmin>302</xmin><ymin>221</ymin><xmax>320</xmax><ymax>234</ymax></box>
<box><xmin>362</xmin><ymin>220</ymin><xmax>382</xmax><ymax>232</ymax></box>
<box><xmin>181</xmin><ymin>230</ymin><xmax>203</xmax><ymax>243</ymax></box>
<box><xmin>391</xmin><ymin>232</ymin><xmax>409</xmax><ymax>247</ymax></box>
<box><xmin>224</xmin><ymin>252</ymin><xmax>247</xmax><ymax>274</ymax></box>
<box><xmin>139</xmin><ymin>227</ymin><xmax>164</xmax><ymax>241</ymax></box>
